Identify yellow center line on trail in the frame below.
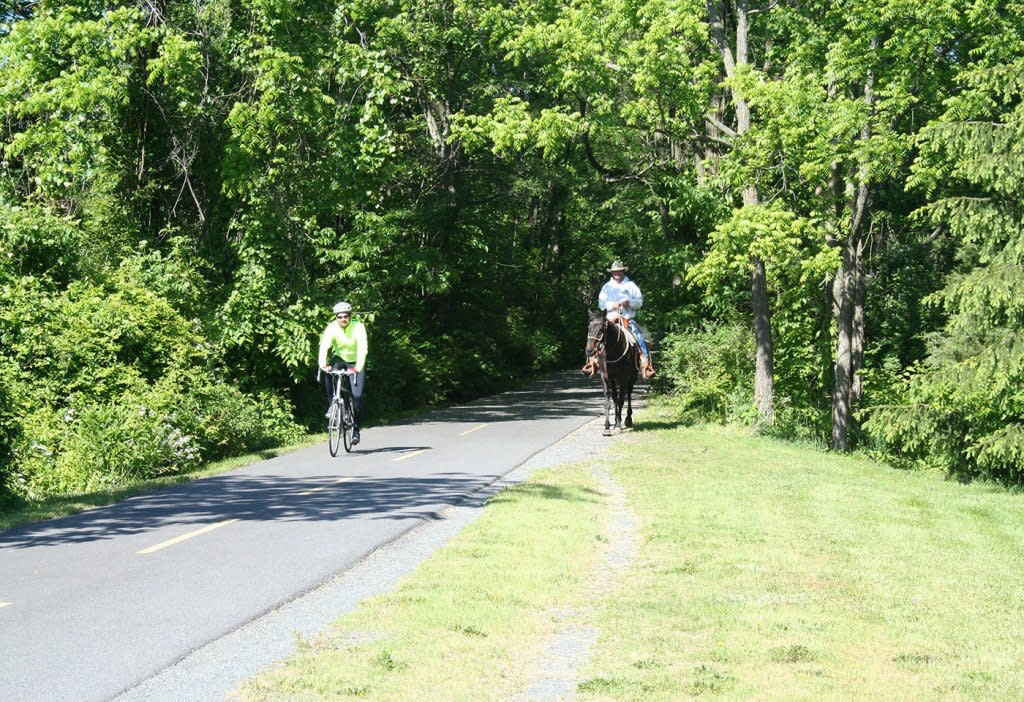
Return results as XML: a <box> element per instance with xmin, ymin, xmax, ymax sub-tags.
<box><xmin>393</xmin><ymin>449</ymin><xmax>429</xmax><ymax>462</ymax></box>
<box><xmin>458</xmin><ymin>423</ymin><xmax>488</xmax><ymax>437</ymax></box>
<box><xmin>137</xmin><ymin>518</ymin><xmax>240</xmax><ymax>555</ymax></box>
<box><xmin>297</xmin><ymin>476</ymin><xmax>355</xmax><ymax>496</ymax></box>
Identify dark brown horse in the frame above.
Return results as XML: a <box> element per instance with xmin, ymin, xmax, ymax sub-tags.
<box><xmin>582</xmin><ymin>310</ymin><xmax>639</xmax><ymax>435</ymax></box>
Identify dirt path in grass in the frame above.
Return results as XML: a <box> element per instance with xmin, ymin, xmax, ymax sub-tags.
<box><xmin>512</xmin><ymin>460</ymin><xmax>640</xmax><ymax>701</ymax></box>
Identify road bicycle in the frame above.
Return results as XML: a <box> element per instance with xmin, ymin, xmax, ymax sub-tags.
<box><xmin>325</xmin><ymin>368</ymin><xmax>356</xmax><ymax>456</ymax></box>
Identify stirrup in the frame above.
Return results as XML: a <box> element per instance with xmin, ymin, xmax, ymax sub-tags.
<box><xmin>641</xmin><ymin>358</ymin><xmax>655</xmax><ymax>379</ymax></box>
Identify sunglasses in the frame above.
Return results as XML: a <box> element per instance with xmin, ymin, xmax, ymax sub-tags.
<box><xmin>336</xmin><ymin>313</ymin><xmax>351</xmax><ymax>319</ymax></box>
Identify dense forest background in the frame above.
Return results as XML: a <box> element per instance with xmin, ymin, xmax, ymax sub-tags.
<box><xmin>1</xmin><ymin>0</ymin><xmax>1022</xmax><ymax>503</ymax></box>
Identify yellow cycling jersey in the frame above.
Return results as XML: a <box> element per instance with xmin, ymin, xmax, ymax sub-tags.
<box><xmin>318</xmin><ymin>319</ymin><xmax>368</xmax><ymax>371</ymax></box>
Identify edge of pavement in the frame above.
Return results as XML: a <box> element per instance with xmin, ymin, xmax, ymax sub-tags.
<box><xmin>113</xmin><ymin>388</ymin><xmax>638</xmax><ymax>702</ymax></box>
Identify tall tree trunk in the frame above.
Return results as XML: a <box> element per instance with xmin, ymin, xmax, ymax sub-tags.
<box><xmin>851</xmin><ymin>258</ymin><xmax>866</xmax><ymax>409</ymax></box>
<box><xmin>707</xmin><ymin>0</ymin><xmax>775</xmax><ymax>422</ymax></box>
<box><xmin>422</xmin><ymin>90</ymin><xmax>460</xmax><ymax>321</ymax></box>
<box><xmin>831</xmin><ymin>236</ymin><xmax>857</xmax><ymax>450</ymax></box>
<box><xmin>831</xmin><ymin>39</ymin><xmax>876</xmax><ymax>450</ymax></box>
<box><xmin>751</xmin><ymin>245</ymin><xmax>775</xmax><ymax>420</ymax></box>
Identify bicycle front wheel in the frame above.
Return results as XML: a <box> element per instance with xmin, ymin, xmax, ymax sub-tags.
<box><xmin>342</xmin><ymin>397</ymin><xmax>355</xmax><ymax>453</ymax></box>
<box><xmin>328</xmin><ymin>400</ymin><xmax>342</xmax><ymax>457</ymax></box>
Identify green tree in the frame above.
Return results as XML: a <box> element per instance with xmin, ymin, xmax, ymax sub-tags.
<box><xmin>697</xmin><ymin>0</ymin><xmax>964</xmax><ymax>444</ymax></box>
<box><xmin>867</xmin><ymin>1</ymin><xmax>1024</xmax><ymax>482</ymax></box>
<box><xmin>704</xmin><ymin>0</ymin><xmax>777</xmax><ymax>422</ymax></box>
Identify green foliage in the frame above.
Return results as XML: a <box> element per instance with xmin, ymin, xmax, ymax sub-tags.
<box><xmin>0</xmin><ymin>357</ymin><xmax>23</xmax><ymax>505</ymax></box>
<box><xmin>656</xmin><ymin>322</ymin><xmax>755</xmax><ymax>423</ymax></box>
<box><xmin>1</xmin><ymin>0</ymin><xmax>1022</xmax><ymax>504</ymax></box>
<box><xmin>10</xmin><ymin>373</ymin><xmax>301</xmax><ymax>498</ymax></box>
<box><xmin>689</xmin><ymin>202</ymin><xmax>837</xmax><ymax>418</ymax></box>
<box><xmin>0</xmin><ymin>271</ymin><xmax>301</xmax><ymax>499</ymax></box>
<box><xmin>154</xmin><ymin>370</ymin><xmax>302</xmax><ymax>462</ymax></box>
<box><xmin>46</xmin><ymin>400</ymin><xmax>201</xmax><ymax>495</ymax></box>
<box><xmin>865</xmin><ymin>1</ymin><xmax>1024</xmax><ymax>483</ymax></box>
<box><xmin>0</xmin><ymin>206</ymin><xmax>87</xmax><ymax>283</ymax></box>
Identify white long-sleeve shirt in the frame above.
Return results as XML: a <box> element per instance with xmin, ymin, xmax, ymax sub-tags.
<box><xmin>598</xmin><ymin>275</ymin><xmax>643</xmax><ymax>321</ymax></box>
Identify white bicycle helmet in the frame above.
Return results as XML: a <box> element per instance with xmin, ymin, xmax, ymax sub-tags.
<box><xmin>332</xmin><ymin>301</ymin><xmax>353</xmax><ymax>315</ymax></box>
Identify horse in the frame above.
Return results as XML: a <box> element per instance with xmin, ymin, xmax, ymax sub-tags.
<box><xmin>582</xmin><ymin>309</ymin><xmax>640</xmax><ymax>436</ymax></box>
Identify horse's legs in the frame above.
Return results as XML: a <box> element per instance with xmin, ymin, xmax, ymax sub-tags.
<box><xmin>610</xmin><ymin>379</ymin><xmax>621</xmax><ymax>430</ymax></box>
<box><xmin>624</xmin><ymin>383</ymin><xmax>633</xmax><ymax>428</ymax></box>
<box><xmin>613</xmin><ymin>383</ymin><xmax>623</xmax><ymax>430</ymax></box>
<box><xmin>602</xmin><ymin>378</ymin><xmax>612</xmax><ymax>435</ymax></box>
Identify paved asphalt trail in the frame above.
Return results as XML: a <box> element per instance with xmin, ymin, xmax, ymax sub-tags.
<box><xmin>0</xmin><ymin>371</ymin><xmax>610</xmax><ymax>702</ymax></box>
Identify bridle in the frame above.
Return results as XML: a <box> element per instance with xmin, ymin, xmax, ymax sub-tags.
<box><xmin>587</xmin><ymin>324</ymin><xmax>604</xmax><ymax>354</ymax></box>
<box><xmin>584</xmin><ymin>317</ymin><xmax>629</xmax><ymax>374</ymax></box>
<box><xmin>582</xmin><ymin>319</ymin><xmax>604</xmax><ymax>376</ymax></box>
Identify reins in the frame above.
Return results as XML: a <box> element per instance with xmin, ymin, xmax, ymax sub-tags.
<box><xmin>587</xmin><ymin>320</ymin><xmax>631</xmax><ymax>366</ymax></box>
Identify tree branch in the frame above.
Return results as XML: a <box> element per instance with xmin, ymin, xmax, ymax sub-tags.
<box><xmin>924</xmin><ymin>224</ymin><xmax>943</xmax><ymax>243</ymax></box>
<box><xmin>581</xmin><ymin>131</ymin><xmax>630</xmax><ymax>178</ymax></box>
<box><xmin>705</xmin><ymin>114</ymin><xmax>737</xmax><ymax>139</ymax></box>
<box><xmin>705</xmin><ymin>0</ymin><xmax>736</xmax><ymax>78</ymax></box>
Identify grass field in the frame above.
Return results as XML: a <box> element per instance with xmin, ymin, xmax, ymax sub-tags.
<box><xmin>240</xmin><ymin>413</ymin><xmax>1024</xmax><ymax>700</ymax></box>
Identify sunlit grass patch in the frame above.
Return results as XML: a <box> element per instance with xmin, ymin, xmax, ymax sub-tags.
<box><xmin>580</xmin><ymin>421</ymin><xmax>1024</xmax><ymax>700</ymax></box>
<box><xmin>240</xmin><ymin>418</ymin><xmax>1024</xmax><ymax>701</ymax></box>
<box><xmin>239</xmin><ymin>463</ymin><xmax>607</xmax><ymax>701</ymax></box>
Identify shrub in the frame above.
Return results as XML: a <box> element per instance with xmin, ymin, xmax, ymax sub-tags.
<box><xmin>1</xmin><ymin>273</ymin><xmax>303</xmax><ymax>500</ymax></box>
<box><xmin>0</xmin><ymin>360</ymin><xmax>21</xmax><ymax>503</ymax></box>
<box><xmin>54</xmin><ymin>400</ymin><xmax>201</xmax><ymax>493</ymax></box>
<box><xmin>656</xmin><ymin>322</ymin><xmax>755</xmax><ymax>423</ymax></box>
<box><xmin>9</xmin><ymin>375</ymin><xmax>303</xmax><ymax>499</ymax></box>
<box><xmin>8</xmin><ymin>407</ymin><xmax>69</xmax><ymax>499</ymax></box>
<box><xmin>173</xmin><ymin>378</ymin><xmax>303</xmax><ymax>460</ymax></box>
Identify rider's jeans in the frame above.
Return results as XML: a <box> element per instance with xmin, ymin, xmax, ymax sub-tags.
<box><xmin>628</xmin><ymin>320</ymin><xmax>650</xmax><ymax>361</ymax></box>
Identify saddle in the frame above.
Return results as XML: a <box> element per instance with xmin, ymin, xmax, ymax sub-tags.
<box><xmin>608</xmin><ymin>319</ymin><xmax>641</xmax><ymax>371</ymax></box>
<box><xmin>615</xmin><ymin>318</ymin><xmax>655</xmax><ymax>378</ymax></box>
<box><xmin>615</xmin><ymin>318</ymin><xmax>639</xmax><ymax>348</ymax></box>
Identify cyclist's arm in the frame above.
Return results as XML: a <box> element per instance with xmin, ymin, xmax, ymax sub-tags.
<box><xmin>354</xmin><ymin>323</ymin><xmax>368</xmax><ymax>373</ymax></box>
<box><xmin>317</xmin><ymin>326</ymin><xmax>335</xmax><ymax>370</ymax></box>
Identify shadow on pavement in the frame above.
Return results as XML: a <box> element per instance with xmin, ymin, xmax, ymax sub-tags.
<box><xmin>0</xmin><ymin>469</ymin><xmax>602</xmax><ymax>550</ymax></box>
<box><xmin>396</xmin><ymin>371</ymin><xmax>608</xmax><ymax>425</ymax></box>
<box><xmin>0</xmin><ymin>371</ymin><xmax>622</xmax><ymax>550</ymax></box>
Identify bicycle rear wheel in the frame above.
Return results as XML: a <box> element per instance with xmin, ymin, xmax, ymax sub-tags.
<box><xmin>342</xmin><ymin>397</ymin><xmax>355</xmax><ymax>453</ymax></box>
<box><xmin>328</xmin><ymin>400</ymin><xmax>342</xmax><ymax>456</ymax></box>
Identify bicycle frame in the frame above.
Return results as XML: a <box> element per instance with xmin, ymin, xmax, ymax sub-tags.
<box><xmin>325</xmin><ymin>368</ymin><xmax>356</xmax><ymax>455</ymax></box>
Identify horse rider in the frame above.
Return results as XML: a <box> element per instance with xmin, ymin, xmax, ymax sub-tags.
<box><xmin>599</xmin><ymin>259</ymin><xmax>655</xmax><ymax>378</ymax></box>
<box><xmin>318</xmin><ymin>301</ymin><xmax>368</xmax><ymax>445</ymax></box>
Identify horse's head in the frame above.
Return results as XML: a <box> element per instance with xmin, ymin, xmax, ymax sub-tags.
<box><xmin>582</xmin><ymin>310</ymin><xmax>606</xmax><ymax>376</ymax></box>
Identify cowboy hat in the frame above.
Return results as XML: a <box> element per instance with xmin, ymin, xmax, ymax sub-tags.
<box><xmin>607</xmin><ymin>259</ymin><xmax>628</xmax><ymax>272</ymax></box>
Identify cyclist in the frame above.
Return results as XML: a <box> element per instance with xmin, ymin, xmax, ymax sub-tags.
<box><xmin>318</xmin><ymin>301</ymin><xmax>368</xmax><ymax>445</ymax></box>
<box><xmin>599</xmin><ymin>259</ymin><xmax>655</xmax><ymax>378</ymax></box>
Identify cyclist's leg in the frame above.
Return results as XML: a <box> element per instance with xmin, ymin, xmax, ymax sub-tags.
<box><xmin>324</xmin><ymin>355</ymin><xmax>347</xmax><ymax>414</ymax></box>
<box><xmin>322</xmin><ymin>365</ymin><xmax>335</xmax><ymax>417</ymax></box>
<box><xmin>350</xmin><ymin>369</ymin><xmax>365</xmax><ymax>434</ymax></box>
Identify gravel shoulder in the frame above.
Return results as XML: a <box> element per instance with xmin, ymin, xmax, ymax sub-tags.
<box><xmin>511</xmin><ymin>460</ymin><xmax>640</xmax><ymax>702</ymax></box>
